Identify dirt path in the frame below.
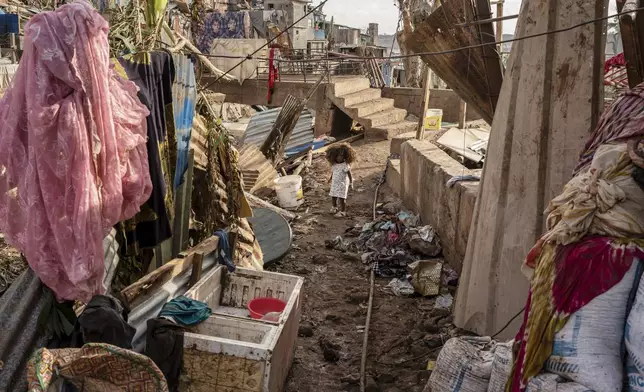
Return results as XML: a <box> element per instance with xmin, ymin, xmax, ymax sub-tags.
<box><xmin>266</xmin><ymin>139</ymin><xmax>456</xmax><ymax>392</ymax></box>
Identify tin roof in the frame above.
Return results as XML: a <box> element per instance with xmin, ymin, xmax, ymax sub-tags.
<box><xmin>241</xmin><ymin>107</ymin><xmax>314</xmax><ymax>156</ymax></box>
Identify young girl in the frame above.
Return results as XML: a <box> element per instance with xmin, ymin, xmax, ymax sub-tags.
<box><xmin>326</xmin><ymin>143</ymin><xmax>356</xmax><ymax>217</ymax></box>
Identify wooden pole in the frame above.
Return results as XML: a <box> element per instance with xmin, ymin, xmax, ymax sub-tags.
<box><xmin>496</xmin><ymin>1</ymin><xmax>504</xmax><ymax>47</ymax></box>
<box><xmin>459</xmin><ymin>100</ymin><xmax>468</xmax><ymax>128</ymax></box>
<box><xmin>416</xmin><ymin>67</ymin><xmax>432</xmax><ymax>140</ymax></box>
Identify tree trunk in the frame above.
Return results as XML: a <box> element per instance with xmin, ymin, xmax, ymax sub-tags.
<box><xmin>396</xmin><ymin>0</ymin><xmax>439</xmax><ymax>88</ymax></box>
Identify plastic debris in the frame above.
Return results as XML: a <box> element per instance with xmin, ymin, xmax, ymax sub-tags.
<box><xmin>387</xmin><ymin>278</ymin><xmax>415</xmax><ymax>296</ymax></box>
<box><xmin>397</xmin><ymin>211</ymin><xmax>421</xmax><ymax>227</ymax></box>
<box><xmin>434</xmin><ymin>293</ymin><xmax>454</xmax><ymax>310</ymax></box>
<box><xmin>406</xmin><ymin>225</ymin><xmax>442</xmax><ymax>257</ymax></box>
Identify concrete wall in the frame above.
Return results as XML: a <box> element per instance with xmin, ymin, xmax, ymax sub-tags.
<box><xmin>382</xmin><ymin>87</ymin><xmax>483</xmax><ymax>123</ymax></box>
<box><xmin>203</xmin><ymin>78</ymin><xmax>326</xmax><ymax>109</ymax></box>
<box><xmin>400</xmin><ymin>140</ymin><xmax>478</xmax><ymax>272</ymax></box>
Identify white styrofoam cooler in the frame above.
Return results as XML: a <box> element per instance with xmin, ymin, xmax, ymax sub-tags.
<box><xmin>180</xmin><ymin>266</ymin><xmax>304</xmax><ymax>392</ymax></box>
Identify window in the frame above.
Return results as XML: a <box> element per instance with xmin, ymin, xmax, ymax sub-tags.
<box><xmin>268</xmin><ymin>3</ymin><xmax>274</xmax><ymax>9</ymax></box>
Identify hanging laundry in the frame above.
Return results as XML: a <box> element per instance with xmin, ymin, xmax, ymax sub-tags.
<box><xmin>171</xmin><ymin>54</ymin><xmax>197</xmax><ymax>189</ymax></box>
<box><xmin>0</xmin><ymin>2</ymin><xmax>152</xmax><ymax>302</ymax></box>
<box><xmin>116</xmin><ymin>51</ymin><xmax>177</xmax><ymax>249</ymax></box>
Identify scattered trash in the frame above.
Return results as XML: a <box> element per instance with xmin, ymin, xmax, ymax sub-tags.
<box><xmin>442</xmin><ymin>264</ymin><xmax>459</xmax><ymax>286</ymax></box>
<box><xmin>326</xmin><ymin>209</ymin><xmax>442</xmax><ymax>279</ymax></box>
<box><xmin>387</xmin><ymin>278</ymin><xmax>415</xmax><ymax>296</ymax></box>
<box><xmin>397</xmin><ymin>211</ymin><xmax>420</xmax><ymax>227</ymax></box>
<box><xmin>435</xmin><ymin>293</ymin><xmax>454</xmax><ymax>310</ymax></box>
<box><xmin>406</xmin><ymin>226</ymin><xmax>442</xmax><ymax>257</ymax></box>
<box><xmin>408</xmin><ymin>260</ymin><xmax>443</xmax><ymax>296</ymax></box>
<box><xmin>427</xmin><ymin>360</ymin><xmax>436</xmax><ymax>371</ymax></box>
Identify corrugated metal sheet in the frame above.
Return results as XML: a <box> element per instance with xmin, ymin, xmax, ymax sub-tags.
<box><xmin>172</xmin><ymin>54</ymin><xmax>197</xmax><ymax>189</ymax></box>
<box><xmin>0</xmin><ymin>269</ymin><xmax>52</xmax><ymax>391</ymax></box>
<box><xmin>242</xmin><ymin>107</ymin><xmax>314</xmax><ymax>156</ymax></box>
<box><xmin>238</xmin><ymin>144</ymin><xmax>278</xmax><ymax>193</ymax></box>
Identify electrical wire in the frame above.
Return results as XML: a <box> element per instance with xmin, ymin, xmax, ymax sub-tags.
<box><xmin>492</xmin><ymin>306</ymin><xmax>525</xmax><ymax>339</ymax></box>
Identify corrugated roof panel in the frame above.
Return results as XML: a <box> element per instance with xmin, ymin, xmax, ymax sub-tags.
<box><xmin>242</xmin><ymin>107</ymin><xmax>314</xmax><ymax>155</ymax></box>
<box><xmin>0</xmin><ymin>269</ymin><xmax>52</xmax><ymax>391</ymax></box>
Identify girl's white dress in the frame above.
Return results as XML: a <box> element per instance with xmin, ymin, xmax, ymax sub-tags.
<box><xmin>329</xmin><ymin>162</ymin><xmax>350</xmax><ymax>199</ymax></box>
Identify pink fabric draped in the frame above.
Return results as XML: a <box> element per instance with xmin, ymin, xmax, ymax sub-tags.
<box><xmin>0</xmin><ymin>1</ymin><xmax>152</xmax><ymax>301</ymax></box>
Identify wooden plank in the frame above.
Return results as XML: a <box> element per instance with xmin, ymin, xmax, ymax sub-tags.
<box><xmin>121</xmin><ymin>236</ymin><xmax>220</xmax><ymax>304</ymax></box>
<box><xmin>454</xmin><ymin>0</ymin><xmax>607</xmax><ymax>339</ymax></box>
<box><xmin>245</xmin><ymin>192</ymin><xmax>297</xmax><ymax>220</ymax></box>
<box><xmin>458</xmin><ymin>100</ymin><xmax>468</xmax><ymax>129</ymax></box>
<box><xmin>188</xmin><ymin>252</ymin><xmax>205</xmax><ymax>288</ymax></box>
<box><xmin>417</xmin><ymin>68</ymin><xmax>432</xmax><ymax>140</ymax></box>
<box><xmin>406</xmin><ymin>0</ymin><xmax>503</xmax><ymax>124</ymax></box>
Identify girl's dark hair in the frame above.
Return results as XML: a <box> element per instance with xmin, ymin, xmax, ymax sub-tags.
<box><xmin>326</xmin><ymin>143</ymin><xmax>357</xmax><ymax>165</ymax></box>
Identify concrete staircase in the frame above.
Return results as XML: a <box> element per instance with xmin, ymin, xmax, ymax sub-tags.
<box><xmin>328</xmin><ymin>77</ymin><xmax>418</xmax><ymax>141</ymax></box>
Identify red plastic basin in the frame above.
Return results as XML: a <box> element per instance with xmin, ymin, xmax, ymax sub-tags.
<box><xmin>248</xmin><ymin>297</ymin><xmax>286</xmax><ymax>320</ymax></box>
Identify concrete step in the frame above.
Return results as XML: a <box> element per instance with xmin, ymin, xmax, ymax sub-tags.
<box><xmin>369</xmin><ymin>121</ymin><xmax>418</xmax><ymax>141</ymax></box>
<box><xmin>360</xmin><ymin>108</ymin><xmax>407</xmax><ymax>129</ymax></box>
<box><xmin>346</xmin><ymin>98</ymin><xmax>396</xmax><ymax>118</ymax></box>
<box><xmin>336</xmin><ymin>88</ymin><xmax>382</xmax><ymax>108</ymax></box>
<box><xmin>386</xmin><ymin>158</ymin><xmax>402</xmax><ymax>196</ymax></box>
<box><xmin>331</xmin><ymin>77</ymin><xmax>371</xmax><ymax>97</ymax></box>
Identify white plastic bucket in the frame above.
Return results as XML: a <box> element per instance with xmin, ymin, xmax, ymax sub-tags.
<box><xmin>424</xmin><ymin>108</ymin><xmax>443</xmax><ymax>130</ymax></box>
<box><xmin>274</xmin><ymin>175</ymin><xmax>304</xmax><ymax>209</ymax></box>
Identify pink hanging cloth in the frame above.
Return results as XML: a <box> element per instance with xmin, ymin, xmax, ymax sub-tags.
<box><xmin>0</xmin><ymin>1</ymin><xmax>152</xmax><ymax>302</ymax></box>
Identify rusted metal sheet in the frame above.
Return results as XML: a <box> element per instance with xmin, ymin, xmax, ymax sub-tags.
<box><xmin>190</xmin><ymin>114</ymin><xmax>209</xmax><ymax>171</ymax></box>
<box><xmin>406</xmin><ymin>0</ymin><xmax>503</xmax><ymax>124</ymax></box>
<box><xmin>238</xmin><ymin>144</ymin><xmax>279</xmax><ymax>193</ymax></box>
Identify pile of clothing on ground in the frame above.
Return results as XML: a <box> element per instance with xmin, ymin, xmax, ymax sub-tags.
<box><xmin>326</xmin><ymin>207</ymin><xmax>457</xmax><ymax>298</ymax></box>
<box><xmin>426</xmin><ymin>81</ymin><xmax>644</xmax><ymax>392</ymax></box>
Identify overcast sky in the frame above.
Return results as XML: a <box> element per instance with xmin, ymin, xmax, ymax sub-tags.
<box><xmin>316</xmin><ymin>0</ymin><xmax>618</xmax><ymax>35</ymax></box>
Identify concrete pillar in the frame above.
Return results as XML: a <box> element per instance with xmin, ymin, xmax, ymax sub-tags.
<box><xmin>453</xmin><ymin>0</ymin><xmax>607</xmax><ymax>339</ymax></box>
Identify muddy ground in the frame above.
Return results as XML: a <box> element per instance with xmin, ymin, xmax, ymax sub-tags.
<box><xmin>266</xmin><ymin>139</ymin><xmax>460</xmax><ymax>392</ymax></box>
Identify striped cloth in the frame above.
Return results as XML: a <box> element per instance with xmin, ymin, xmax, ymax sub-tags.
<box><xmin>575</xmin><ymin>82</ymin><xmax>644</xmax><ymax>175</ymax></box>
